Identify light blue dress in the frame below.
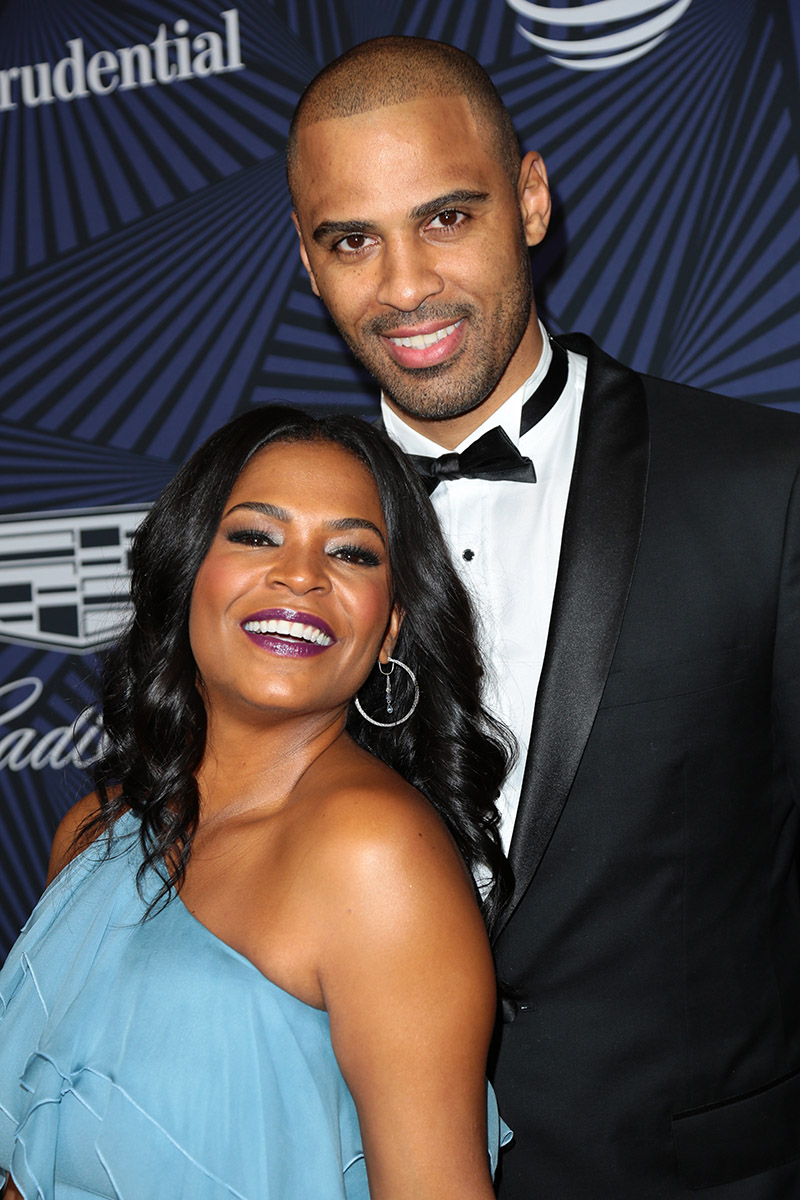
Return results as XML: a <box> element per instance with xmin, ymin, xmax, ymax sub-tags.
<box><xmin>0</xmin><ymin>812</ymin><xmax>510</xmax><ymax>1198</ymax></box>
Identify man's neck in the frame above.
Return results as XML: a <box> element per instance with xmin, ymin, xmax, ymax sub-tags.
<box><xmin>383</xmin><ymin>316</ymin><xmax>544</xmax><ymax>450</ymax></box>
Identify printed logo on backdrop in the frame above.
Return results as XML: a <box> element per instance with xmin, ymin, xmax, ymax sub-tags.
<box><xmin>0</xmin><ymin>8</ymin><xmax>244</xmax><ymax>112</ymax></box>
<box><xmin>0</xmin><ymin>506</ymin><xmax>148</xmax><ymax>652</ymax></box>
<box><xmin>0</xmin><ymin>506</ymin><xmax>149</xmax><ymax>773</ymax></box>
<box><xmin>0</xmin><ymin>677</ymin><xmax>105</xmax><ymax>773</ymax></box>
<box><xmin>505</xmin><ymin>0</ymin><xmax>693</xmax><ymax>71</ymax></box>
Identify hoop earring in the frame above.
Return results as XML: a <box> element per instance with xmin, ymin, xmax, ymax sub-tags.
<box><xmin>354</xmin><ymin>656</ymin><xmax>420</xmax><ymax>728</ymax></box>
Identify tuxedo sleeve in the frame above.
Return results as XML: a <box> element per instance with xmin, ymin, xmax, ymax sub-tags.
<box><xmin>773</xmin><ymin>463</ymin><xmax>800</xmax><ymax>806</ymax></box>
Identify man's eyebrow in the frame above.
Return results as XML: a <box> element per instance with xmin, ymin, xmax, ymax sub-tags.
<box><xmin>312</xmin><ymin>218</ymin><xmax>379</xmax><ymax>244</ymax></box>
<box><xmin>326</xmin><ymin>516</ymin><xmax>386</xmax><ymax>547</ymax></box>
<box><xmin>312</xmin><ymin>190</ymin><xmax>491</xmax><ymax>244</ymax></box>
<box><xmin>408</xmin><ymin>190</ymin><xmax>490</xmax><ymax>222</ymax></box>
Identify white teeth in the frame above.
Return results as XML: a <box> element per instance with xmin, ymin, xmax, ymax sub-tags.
<box><xmin>390</xmin><ymin>320</ymin><xmax>461</xmax><ymax>349</ymax></box>
<box><xmin>243</xmin><ymin>618</ymin><xmax>333</xmax><ymax>646</ymax></box>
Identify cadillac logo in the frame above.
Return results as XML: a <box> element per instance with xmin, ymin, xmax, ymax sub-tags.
<box><xmin>506</xmin><ymin>0</ymin><xmax>693</xmax><ymax>71</ymax></box>
<box><xmin>0</xmin><ymin>505</ymin><xmax>150</xmax><ymax>653</ymax></box>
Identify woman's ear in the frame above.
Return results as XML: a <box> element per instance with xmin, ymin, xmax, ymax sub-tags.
<box><xmin>379</xmin><ymin>605</ymin><xmax>404</xmax><ymax>663</ymax></box>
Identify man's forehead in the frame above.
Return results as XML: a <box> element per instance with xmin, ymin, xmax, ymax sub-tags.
<box><xmin>297</xmin><ymin>85</ymin><xmax>471</xmax><ymax>130</ymax></box>
<box><xmin>293</xmin><ymin>94</ymin><xmax>494</xmax><ymax>216</ymax></box>
<box><xmin>296</xmin><ymin>91</ymin><xmax>479</xmax><ymax>153</ymax></box>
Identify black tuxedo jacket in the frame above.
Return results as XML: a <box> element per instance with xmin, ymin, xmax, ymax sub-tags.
<box><xmin>491</xmin><ymin>334</ymin><xmax>800</xmax><ymax>1198</ymax></box>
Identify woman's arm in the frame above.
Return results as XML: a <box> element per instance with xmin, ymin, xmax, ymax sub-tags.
<box><xmin>313</xmin><ymin>782</ymin><xmax>500</xmax><ymax>1200</ymax></box>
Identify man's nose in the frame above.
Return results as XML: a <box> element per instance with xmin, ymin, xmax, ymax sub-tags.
<box><xmin>375</xmin><ymin>237</ymin><xmax>444</xmax><ymax>311</ymax></box>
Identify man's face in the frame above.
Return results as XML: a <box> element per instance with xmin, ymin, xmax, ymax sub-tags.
<box><xmin>291</xmin><ymin>94</ymin><xmax>548</xmax><ymax>437</ymax></box>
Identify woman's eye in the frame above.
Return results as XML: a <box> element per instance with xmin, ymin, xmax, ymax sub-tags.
<box><xmin>331</xmin><ymin>543</ymin><xmax>382</xmax><ymax>566</ymax></box>
<box><xmin>226</xmin><ymin>528</ymin><xmax>278</xmax><ymax>548</ymax></box>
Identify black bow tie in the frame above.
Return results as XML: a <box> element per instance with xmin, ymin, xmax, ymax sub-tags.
<box><xmin>410</xmin><ymin>427</ymin><xmax>535</xmax><ymax>495</ymax></box>
<box><xmin>409</xmin><ymin>338</ymin><xmax>568</xmax><ymax>495</ymax></box>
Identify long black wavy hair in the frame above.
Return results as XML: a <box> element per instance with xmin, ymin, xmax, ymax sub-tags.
<box><xmin>87</xmin><ymin>405</ymin><xmax>514</xmax><ymax>931</ymax></box>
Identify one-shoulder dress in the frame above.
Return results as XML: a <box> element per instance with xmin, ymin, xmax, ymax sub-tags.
<box><xmin>0</xmin><ymin>812</ymin><xmax>511</xmax><ymax>1199</ymax></box>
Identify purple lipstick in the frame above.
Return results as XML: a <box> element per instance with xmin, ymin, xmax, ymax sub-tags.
<box><xmin>241</xmin><ymin>608</ymin><xmax>336</xmax><ymax>659</ymax></box>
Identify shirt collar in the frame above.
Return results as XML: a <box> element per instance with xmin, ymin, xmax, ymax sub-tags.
<box><xmin>381</xmin><ymin>320</ymin><xmax>552</xmax><ymax>456</ymax></box>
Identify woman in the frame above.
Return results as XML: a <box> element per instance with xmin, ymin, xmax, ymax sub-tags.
<box><xmin>0</xmin><ymin>406</ymin><xmax>513</xmax><ymax>1199</ymax></box>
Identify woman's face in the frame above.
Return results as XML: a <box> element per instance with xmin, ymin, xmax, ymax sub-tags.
<box><xmin>189</xmin><ymin>439</ymin><xmax>401</xmax><ymax>725</ymax></box>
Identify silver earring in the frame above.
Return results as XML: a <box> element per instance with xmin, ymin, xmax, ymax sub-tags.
<box><xmin>354</xmin><ymin>656</ymin><xmax>419</xmax><ymax>728</ymax></box>
<box><xmin>380</xmin><ymin>659</ymin><xmax>394</xmax><ymax>714</ymax></box>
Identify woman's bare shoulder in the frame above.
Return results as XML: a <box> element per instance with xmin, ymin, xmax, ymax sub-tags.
<box><xmin>302</xmin><ymin>743</ymin><xmax>487</xmax><ymax>968</ymax></box>
<box><xmin>301</xmin><ymin>744</ymin><xmax>497</xmax><ymax>1192</ymax></box>
<box><xmin>46</xmin><ymin>791</ymin><xmax>108</xmax><ymax>884</ymax></box>
<box><xmin>310</xmin><ymin>744</ymin><xmax>463</xmax><ymax>877</ymax></box>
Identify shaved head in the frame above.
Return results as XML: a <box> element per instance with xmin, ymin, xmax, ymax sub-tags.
<box><xmin>286</xmin><ymin>36</ymin><xmax>521</xmax><ymax>205</ymax></box>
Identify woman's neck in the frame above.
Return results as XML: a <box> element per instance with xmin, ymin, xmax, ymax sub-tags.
<box><xmin>195</xmin><ymin>705</ymin><xmax>349</xmax><ymax>824</ymax></box>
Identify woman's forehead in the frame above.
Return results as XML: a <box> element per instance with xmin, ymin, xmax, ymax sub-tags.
<box><xmin>228</xmin><ymin>439</ymin><xmax>385</xmax><ymax>521</ymax></box>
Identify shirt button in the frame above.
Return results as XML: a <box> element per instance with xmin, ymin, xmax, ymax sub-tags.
<box><xmin>462</xmin><ymin>548</ymin><xmax>475</xmax><ymax>562</ymax></box>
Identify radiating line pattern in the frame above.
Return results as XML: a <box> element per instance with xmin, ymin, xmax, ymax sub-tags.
<box><xmin>0</xmin><ymin>156</ymin><xmax>309</xmax><ymax>462</ymax></box>
<box><xmin>0</xmin><ymin>420</ymin><xmax>176</xmax><ymax>512</ymax></box>
<box><xmin>497</xmin><ymin>0</ymin><xmax>800</xmax><ymax>402</ymax></box>
<box><xmin>1</xmin><ymin>0</ymin><xmax>799</xmax><ymax>955</ymax></box>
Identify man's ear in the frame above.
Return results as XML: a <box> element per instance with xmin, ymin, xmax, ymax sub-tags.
<box><xmin>518</xmin><ymin>151</ymin><xmax>551</xmax><ymax>248</ymax></box>
<box><xmin>291</xmin><ymin>210</ymin><xmax>320</xmax><ymax>297</ymax></box>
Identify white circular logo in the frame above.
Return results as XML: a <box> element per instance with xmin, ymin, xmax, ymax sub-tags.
<box><xmin>505</xmin><ymin>0</ymin><xmax>694</xmax><ymax>71</ymax></box>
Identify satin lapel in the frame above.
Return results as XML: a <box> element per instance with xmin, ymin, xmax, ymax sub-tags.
<box><xmin>495</xmin><ymin>334</ymin><xmax>650</xmax><ymax>941</ymax></box>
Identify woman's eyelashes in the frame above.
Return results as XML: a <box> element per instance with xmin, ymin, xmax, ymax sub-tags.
<box><xmin>330</xmin><ymin>543</ymin><xmax>382</xmax><ymax>567</ymax></box>
<box><xmin>226</xmin><ymin>527</ymin><xmax>280</xmax><ymax>548</ymax></box>
<box><xmin>224</xmin><ymin>526</ymin><xmax>382</xmax><ymax>567</ymax></box>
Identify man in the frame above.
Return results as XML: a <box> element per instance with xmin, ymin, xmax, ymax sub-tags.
<box><xmin>287</xmin><ymin>36</ymin><xmax>800</xmax><ymax>1198</ymax></box>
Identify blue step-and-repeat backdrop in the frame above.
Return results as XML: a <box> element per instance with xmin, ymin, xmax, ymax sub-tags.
<box><xmin>1</xmin><ymin>0</ymin><xmax>799</xmax><ymax>956</ymax></box>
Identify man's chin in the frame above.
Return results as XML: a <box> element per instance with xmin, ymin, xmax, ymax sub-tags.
<box><xmin>381</xmin><ymin>364</ymin><xmax>499</xmax><ymax>422</ymax></box>
<box><xmin>383</xmin><ymin>386</ymin><xmax>490</xmax><ymax>423</ymax></box>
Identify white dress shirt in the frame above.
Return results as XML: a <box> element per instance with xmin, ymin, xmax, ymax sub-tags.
<box><xmin>382</xmin><ymin>325</ymin><xmax>586</xmax><ymax>850</ymax></box>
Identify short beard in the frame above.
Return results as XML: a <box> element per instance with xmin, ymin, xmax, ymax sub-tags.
<box><xmin>336</xmin><ymin>253</ymin><xmax>533</xmax><ymax>423</ymax></box>
<box><xmin>380</xmin><ymin>356</ymin><xmax>501</xmax><ymax>422</ymax></box>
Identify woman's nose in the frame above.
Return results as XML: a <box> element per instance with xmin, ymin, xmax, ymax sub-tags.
<box><xmin>265</xmin><ymin>545</ymin><xmax>330</xmax><ymax>595</ymax></box>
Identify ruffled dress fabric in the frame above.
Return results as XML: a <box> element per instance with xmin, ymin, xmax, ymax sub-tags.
<box><xmin>0</xmin><ymin>813</ymin><xmax>511</xmax><ymax>1198</ymax></box>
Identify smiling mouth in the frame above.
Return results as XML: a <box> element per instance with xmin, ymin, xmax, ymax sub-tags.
<box><xmin>242</xmin><ymin>617</ymin><xmax>334</xmax><ymax>647</ymax></box>
<box><xmin>386</xmin><ymin>320</ymin><xmax>463</xmax><ymax>349</ymax></box>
